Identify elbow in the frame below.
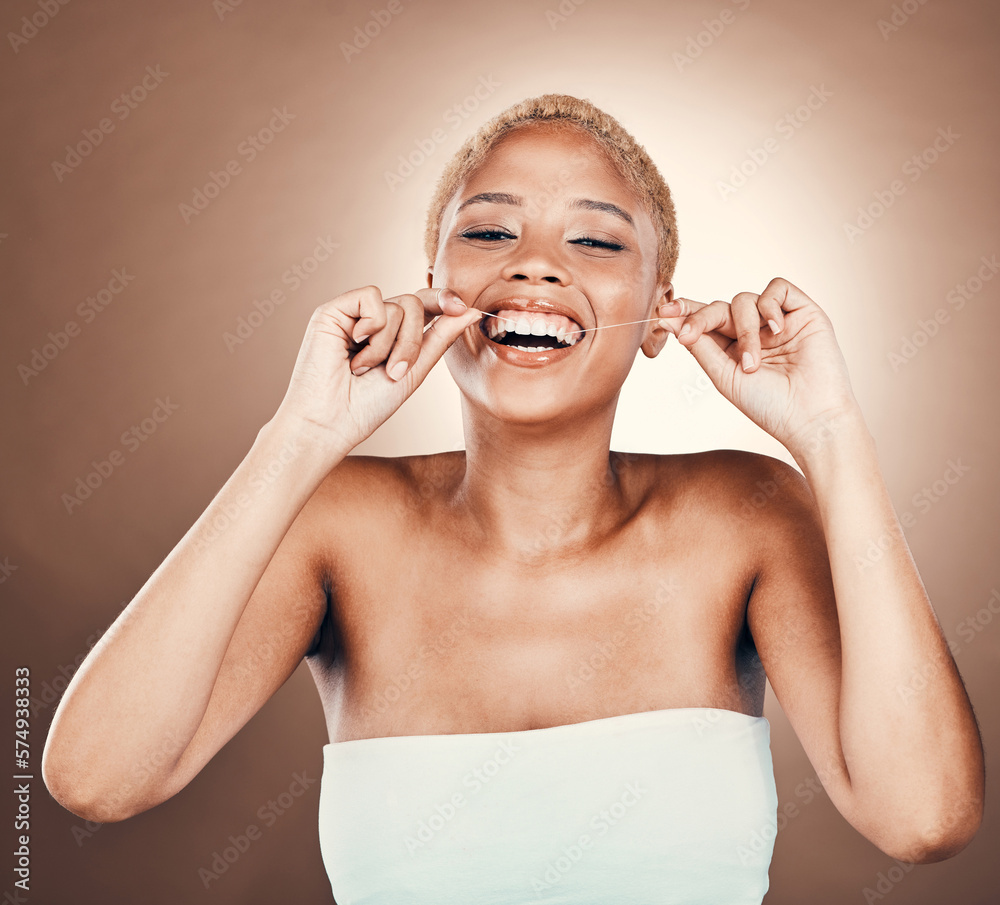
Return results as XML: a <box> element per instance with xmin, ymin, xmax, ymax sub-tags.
<box><xmin>47</xmin><ymin>790</ymin><xmax>134</xmax><ymax>825</ymax></box>
<box><xmin>44</xmin><ymin>774</ymin><xmax>153</xmax><ymax>824</ymax></box>
<box><xmin>42</xmin><ymin>745</ymin><xmax>150</xmax><ymax>824</ymax></box>
<box><xmin>43</xmin><ymin>763</ymin><xmax>134</xmax><ymax>824</ymax></box>
<box><xmin>881</xmin><ymin>803</ymin><xmax>984</xmax><ymax>864</ymax></box>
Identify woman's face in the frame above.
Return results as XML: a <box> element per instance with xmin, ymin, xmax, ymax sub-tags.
<box><xmin>429</xmin><ymin>123</ymin><xmax>672</xmax><ymax>424</ymax></box>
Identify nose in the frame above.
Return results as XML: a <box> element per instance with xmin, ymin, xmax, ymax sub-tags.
<box><xmin>500</xmin><ymin>232</ymin><xmax>571</xmax><ymax>285</ymax></box>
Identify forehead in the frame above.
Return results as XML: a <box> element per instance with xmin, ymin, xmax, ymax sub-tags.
<box><xmin>461</xmin><ymin>123</ymin><xmax>637</xmax><ymax>206</ymax></box>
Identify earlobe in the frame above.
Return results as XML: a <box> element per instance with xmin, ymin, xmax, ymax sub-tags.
<box><xmin>640</xmin><ymin>322</ymin><xmax>671</xmax><ymax>359</ymax></box>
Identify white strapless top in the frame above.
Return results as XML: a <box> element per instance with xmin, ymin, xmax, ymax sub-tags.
<box><xmin>318</xmin><ymin>707</ymin><xmax>778</xmax><ymax>904</ymax></box>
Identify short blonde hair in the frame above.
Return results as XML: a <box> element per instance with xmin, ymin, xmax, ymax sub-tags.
<box><xmin>424</xmin><ymin>93</ymin><xmax>679</xmax><ymax>285</ymax></box>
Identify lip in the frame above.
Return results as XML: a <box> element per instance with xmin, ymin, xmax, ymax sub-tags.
<box><xmin>474</xmin><ymin>296</ymin><xmax>590</xmax><ymax>368</ymax></box>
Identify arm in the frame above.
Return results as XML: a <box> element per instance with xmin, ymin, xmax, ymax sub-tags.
<box><xmin>42</xmin><ymin>417</ymin><xmax>342</xmax><ymax>822</ymax></box>
<box><xmin>795</xmin><ymin>410</ymin><xmax>982</xmax><ymax>859</ymax></box>
<box><xmin>42</xmin><ymin>285</ymin><xmax>482</xmax><ymax>823</ymax></box>
<box><xmin>662</xmin><ymin>278</ymin><xmax>985</xmax><ymax>863</ymax></box>
<box><xmin>744</xmin><ymin>424</ymin><xmax>984</xmax><ymax>864</ymax></box>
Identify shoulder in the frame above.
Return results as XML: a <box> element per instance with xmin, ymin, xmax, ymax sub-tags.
<box><xmin>304</xmin><ymin>451</ymin><xmax>465</xmax><ymax>551</ymax></box>
<box><xmin>312</xmin><ymin>450</ymin><xmax>464</xmax><ymax>506</ymax></box>
<box><xmin>640</xmin><ymin>448</ymin><xmax>812</xmax><ymax>525</ymax></box>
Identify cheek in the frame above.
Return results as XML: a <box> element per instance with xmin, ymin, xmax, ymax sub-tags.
<box><xmin>438</xmin><ymin>238</ymin><xmax>485</xmax><ymax>264</ymax></box>
<box><xmin>589</xmin><ymin>269</ymin><xmax>646</xmax><ymax>314</ymax></box>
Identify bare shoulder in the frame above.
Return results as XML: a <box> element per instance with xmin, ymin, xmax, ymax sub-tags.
<box><xmin>310</xmin><ymin>450</ymin><xmax>464</xmax><ymax>512</ymax></box>
<box><xmin>312</xmin><ymin>448</ymin><xmax>813</xmax><ymax>540</ymax></box>
<box><xmin>304</xmin><ymin>451</ymin><xmax>466</xmax><ymax>573</ymax></box>
<box><xmin>638</xmin><ymin>447</ymin><xmax>813</xmax><ymax>527</ymax></box>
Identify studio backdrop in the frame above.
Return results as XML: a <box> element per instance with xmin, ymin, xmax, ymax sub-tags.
<box><xmin>1</xmin><ymin>0</ymin><xmax>997</xmax><ymax>902</ymax></box>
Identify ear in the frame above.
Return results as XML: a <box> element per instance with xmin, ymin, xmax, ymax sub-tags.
<box><xmin>639</xmin><ymin>281</ymin><xmax>674</xmax><ymax>359</ymax></box>
<box><xmin>426</xmin><ymin>267</ymin><xmax>434</xmax><ymax>289</ymax></box>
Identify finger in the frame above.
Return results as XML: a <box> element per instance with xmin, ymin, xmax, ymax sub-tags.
<box><xmin>757</xmin><ymin>281</ymin><xmax>787</xmax><ymax>336</ymax></box>
<box><xmin>756</xmin><ymin>277</ymin><xmax>815</xmax><ymax>334</ymax></box>
<box><xmin>347</xmin><ymin>285</ymin><xmax>388</xmax><ymax>343</ymax></box>
<box><xmin>383</xmin><ymin>294</ymin><xmax>426</xmax><ymax>382</ymax></box>
<box><xmin>730</xmin><ymin>291</ymin><xmax>763</xmax><ymax>372</ymax></box>
<box><xmin>417</xmin><ymin>286</ymin><xmax>470</xmax><ymax>320</ymax></box>
<box><xmin>682</xmin><ymin>326</ymin><xmax>739</xmax><ymax>389</ymax></box>
<box><xmin>401</xmin><ymin>306</ymin><xmax>485</xmax><ymax>388</ymax></box>
<box><xmin>657</xmin><ymin>296</ymin><xmax>708</xmax><ymax>319</ymax></box>
<box><xmin>656</xmin><ymin>296</ymin><xmax>707</xmax><ymax>337</ymax></box>
<box><xmin>675</xmin><ymin>299</ymin><xmax>735</xmax><ymax>347</ymax></box>
<box><xmin>351</xmin><ymin>302</ymin><xmax>404</xmax><ymax>375</ymax></box>
<box><xmin>310</xmin><ymin>285</ymin><xmax>389</xmax><ymax>345</ymax></box>
<box><xmin>759</xmin><ymin>298</ymin><xmax>785</xmax><ymax>337</ymax></box>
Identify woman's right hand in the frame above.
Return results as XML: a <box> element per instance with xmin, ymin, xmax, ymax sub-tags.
<box><xmin>270</xmin><ymin>285</ymin><xmax>483</xmax><ymax>455</ymax></box>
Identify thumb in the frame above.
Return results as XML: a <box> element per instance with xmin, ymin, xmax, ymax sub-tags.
<box><xmin>406</xmin><ymin>307</ymin><xmax>484</xmax><ymax>384</ymax></box>
<box><xmin>682</xmin><ymin>329</ymin><xmax>737</xmax><ymax>391</ymax></box>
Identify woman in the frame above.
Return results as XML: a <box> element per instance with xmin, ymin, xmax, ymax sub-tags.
<box><xmin>43</xmin><ymin>94</ymin><xmax>984</xmax><ymax>903</ymax></box>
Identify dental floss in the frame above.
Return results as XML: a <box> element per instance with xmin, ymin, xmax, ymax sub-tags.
<box><xmin>476</xmin><ymin>310</ymin><xmax>665</xmax><ymax>337</ymax></box>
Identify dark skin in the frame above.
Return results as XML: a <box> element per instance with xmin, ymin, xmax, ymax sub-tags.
<box><xmin>46</xmin><ymin>123</ymin><xmax>981</xmax><ymax>868</ymax></box>
<box><xmin>305</xmin><ymin>126</ymin><xmax>772</xmax><ymax>742</ymax></box>
<box><xmin>304</xmin><ymin>448</ymin><xmax>772</xmax><ymax>740</ymax></box>
<box><xmin>300</xmin><ymin>130</ymin><xmax>764</xmax><ymax>741</ymax></box>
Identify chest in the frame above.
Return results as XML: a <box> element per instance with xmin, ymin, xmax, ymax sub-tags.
<box><xmin>315</xmin><ymin>517</ymin><xmax>759</xmax><ymax>740</ymax></box>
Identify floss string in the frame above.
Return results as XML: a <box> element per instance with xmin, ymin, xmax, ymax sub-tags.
<box><xmin>476</xmin><ymin>310</ymin><xmax>664</xmax><ymax>337</ymax></box>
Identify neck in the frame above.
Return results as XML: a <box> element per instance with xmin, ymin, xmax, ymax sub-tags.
<box><xmin>451</xmin><ymin>395</ymin><xmax>628</xmax><ymax>560</ymax></box>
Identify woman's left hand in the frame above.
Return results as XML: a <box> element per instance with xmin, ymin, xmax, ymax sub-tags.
<box><xmin>659</xmin><ymin>277</ymin><xmax>863</xmax><ymax>458</ymax></box>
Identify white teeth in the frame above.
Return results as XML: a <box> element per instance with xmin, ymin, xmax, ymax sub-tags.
<box><xmin>483</xmin><ymin>310</ymin><xmax>586</xmax><ymax>350</ymax></box>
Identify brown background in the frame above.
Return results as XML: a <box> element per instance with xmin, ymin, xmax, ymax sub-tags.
<box><xmin>2</xmin><ymin>0</ymin><xmax>998</xmax><ymax>902</ymax></box>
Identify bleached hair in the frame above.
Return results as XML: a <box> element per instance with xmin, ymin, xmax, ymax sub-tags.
<box><xmin>424</xmin><ymin>93</ymin><xmax>679</xmax><ymax>285</ymax></box>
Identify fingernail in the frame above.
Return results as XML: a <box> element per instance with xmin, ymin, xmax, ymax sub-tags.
<box><xmin>388</xmin><ymin>360</ymin><xmax>408</xmax><ymax>380</ymax></box>
<box><xmin>353</xmin><ymin>366</ymin><xmax>370</xmax><ymax>375</ymax></box>
<box><xmin>441</xmin><ymin>288</ymin><xmax>467</xmax><ymax>309</ymax></box>
<box><xmin>678</xmin><ymin>323</ymin><xmax>692</xmax><ymax>338</ymax></box>
<box><xmin>354</xmin><ymin>332</ymin><xmax>370</xmax><ymax>343</ymax></box>
<box><xmin>768</xmin><ymin>319</ymin><xmax>781</xmax><ymax>335</ymax></box>
<box><xmin>659</xmin><ymin>301</ymin><xmax>677</xmax><ymax>312</ymax></box>
<box><xmin>742</xmin><ymin>351</ymin><xmax>754</xmax><ymax>372</ymax></box>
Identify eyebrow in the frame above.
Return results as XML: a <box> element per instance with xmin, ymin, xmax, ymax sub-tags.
<box><xmin>457</xmin><ymin>192</ymin><xmax>635</xmax><ymax>227</ymax></box>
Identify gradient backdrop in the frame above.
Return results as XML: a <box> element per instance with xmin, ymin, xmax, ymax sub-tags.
<box><xmin>2</xmin><ymin>0</ymin><xmax>998</xmax><ymax>902</ymax></box>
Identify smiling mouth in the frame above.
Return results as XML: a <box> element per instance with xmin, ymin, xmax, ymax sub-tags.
<box><xmin>479</xmin><ymin>310</ymin><xmax>586</xmax><ymax>352</ymax></box>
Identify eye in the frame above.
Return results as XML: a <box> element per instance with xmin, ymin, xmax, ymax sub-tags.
<box><xmin>461</xmin><ymin>230</ymin><xmax>625</xmax><ymax>250</ymax></box>
<box><xmin>460</xmin><ymin>229</ymin><xmax>516</xmax><ymax>241</ymax></box>
<box><xmin>571</xmin><ymin>236</ymin><xmax>625</xmax><ymax>251</ymax></box>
